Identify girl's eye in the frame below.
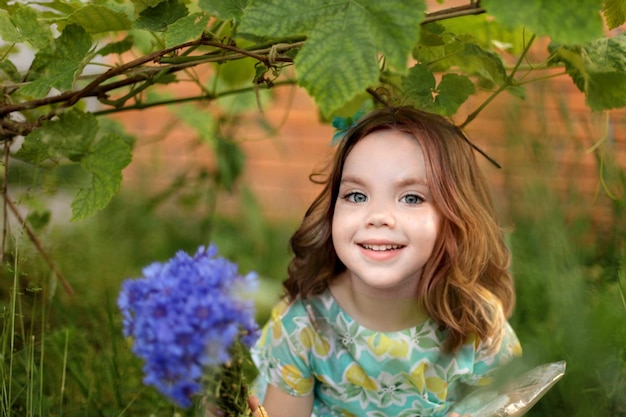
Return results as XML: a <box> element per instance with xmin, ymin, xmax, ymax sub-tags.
<box><xmin>400</xmin><ymin>194</ymin><xmax>423</xmax><ymax>205</ymax></box>
<box><xmin>344</xmin><ymin>192</ymin><xmax>367</xmax><ymax>203</ymax></box>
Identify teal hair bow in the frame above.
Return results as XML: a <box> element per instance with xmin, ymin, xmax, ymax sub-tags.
<box><xmin>331</xmin><ymin>104</ymin><xmax>371</xmax><ymax>144</ymax></box>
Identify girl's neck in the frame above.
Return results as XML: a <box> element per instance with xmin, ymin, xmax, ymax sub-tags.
<box><xmin>329</xmin><ymin>272</ymin><xmax>428</xmax><ymax>332</ymax></box>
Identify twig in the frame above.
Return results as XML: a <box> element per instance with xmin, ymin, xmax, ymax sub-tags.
<box><xmin>460</xmin><ymin>34</ymin><xmax>537</xmax><ymax>128</ymax></box>
<box><xmin>92</xmin><ymin>79</ymin><xmax>298</xmax><ymax>116</ymax></box>
<box><xmin>366</xmin><ymin>87</ymin><xmax>391</xmax><ymax>107</ymax></box>
<box><xmin>0</xmin><ymin>39</ymin><xmax>301</xmax><ymax>119</ymax></box>
<box><xmin>4</xmin><ymin>194</ymin><xmax>75</xmax><ymax>296</ymax></box>
<box><xmin>1</xmin><ymin>139</ymin><xmax>8</xmax><ymax>263</ymax></box>
<box><xmin>421</xmin><ymin>2</ymin><xmax>486</xmax><ymax>25</ymax></box>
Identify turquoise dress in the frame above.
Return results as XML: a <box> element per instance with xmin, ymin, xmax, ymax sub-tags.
<box><xmin>251</xmin><ymin>290</ymin><xmax>522</xmax><ymax>417</ymax></box>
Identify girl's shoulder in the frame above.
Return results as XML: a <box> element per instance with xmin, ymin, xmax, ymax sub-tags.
<box><xmin>267</xmin><ymin>290</ymin><xmax>337</xmax><ymax>330</ymax></box>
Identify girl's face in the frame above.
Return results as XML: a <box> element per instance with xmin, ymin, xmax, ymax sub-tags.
<box><xmin>332</xmin><ymin>129</ymin><xmax>441</xmax><ymax>299</ymax></box>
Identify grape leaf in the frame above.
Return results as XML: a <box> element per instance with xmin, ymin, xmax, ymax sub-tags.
<box><xmin>0</xmin><ymin>10</ymin><xmax>21</xmax><ymax>43</ymax></box>
<box><xmin>134</xmin><ymin>0</ymin><xmax>188</xmax><ymax>32</ymax></box>
<box><xmin>482</xmin><ymin>0</ymin><xmax>604</xmax><ymax>45</ymax></box>
<box><xmin>11</xmin><ymin>3</ymin><xmax>53</xmax><ymax>50</ymax></box>
<box><xmin>436</xmin><ymin>73</ymin><xmax>476</xmax><ymax>115</ymax></box>
<box><xmin>403</xmin><ymin>63</ymin><xmax>474</xmax><ymax>116</ymax></box>
<box><xmin>71</xmin><ymin>135</ymin><xmax>132</xmax><ymax>221</ymax></box>
<box><xmin>16</xmin><ymin>109</ymin><xmax>99</xmax><ymax>164</ymax></box>
<box><xmin>97</xmin><ymin>35</ymin><xmax>135</xmax><ymax>56</ymax></box>
<box><xmin>403</xmin><ymin>63</ymin><xmax>435</xmax><ymax>98</ymax></box>
<box><xmin>549</xmin><ymin>33</ymin><xmax>626</xmax><ymax>110</ymax></box>
<box><xmin>239</xmin><ymin>0</ymin><xmax>427</xmax><ymax>116</ymax></box>
<box><xmin>18</xmin><ymin>24</ymin><xmax>93</xmax><ymax>98</ymax></box>
<box><xmin>0</xmin><ymin>59</ymin><xmax>20</xmax><ymax>83</ymax></box>
<box><xmin>199</xmin><ymin>0</ymin><xmax>248</xmax><ymax>20</ymax></box>
<box><xmin>603</xmin><ymin>0</ymin><xmax>626</xmax><ymax>30</ymax></box>
<box><xmin>130</xmin><ymin>0</ymin><xmax>167</xmax><ymax>15</ymax></box>
<box><xmin>415</xmin><ymin>26</ymin><xmax>507</xmax><ymax>91</ymax></box>
<box><xmin>60</xmin><ymin>4</ymin><xmax>133</xmax><ymax>33</ymax></box>
<box><xmin>165</xmin><ymin>12</ymin><xmax>210</xmax><ymax>47</ymax></box>
<box><xmin>441</xmin><ymin>14</ymin><xmax>526</xmax><ymax>55</ymax></box>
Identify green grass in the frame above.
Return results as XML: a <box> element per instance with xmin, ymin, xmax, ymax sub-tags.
<box><xmin>0</xmin><ymin>189</ymin><xmax>293</xmax><ymax>416</ymax></box>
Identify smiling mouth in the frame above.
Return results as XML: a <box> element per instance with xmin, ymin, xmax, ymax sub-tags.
<box><xmin>360</xmin><ymin>244</ymin><xmax>404</xmax><ymax>251</ymax></box>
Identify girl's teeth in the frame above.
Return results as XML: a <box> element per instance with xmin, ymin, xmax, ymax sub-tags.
<box><xmin>362</xmin><ymin>244</ymin><xmax>401</xmax><ymax>251</ymax></box>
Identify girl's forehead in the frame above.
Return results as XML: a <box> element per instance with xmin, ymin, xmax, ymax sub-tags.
<box><xmin>341</xmin><ymin>130</ymin><xmax>427</xmax><ymax>178</ymax></box>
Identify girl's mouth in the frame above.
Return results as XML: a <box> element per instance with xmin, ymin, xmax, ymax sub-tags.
<box><xmin>360</xmin><ymin>244</ymin><xmax>404</xmax><ymax>251</ymax></box>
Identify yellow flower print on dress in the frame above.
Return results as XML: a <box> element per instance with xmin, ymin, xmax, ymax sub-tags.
<box><xmin>251</xmin><ymin>291</ymin><xmax>523</xmax><ymax>416</ymax></box>
<box><xmin>281</xmin><ymin>364</ymin><xmax>313</xmax><ymax>394</ymax></box>
<box><xmin>345</xmin><ymin>363</ymin><xmax>377</xmax><ymax>391</ymax></box>
<box><xmin>299</xmin><ymin>327</ymin><xmax>331</xmax><ymax>357</ymax></box>
<box><xmin>425</xmin><ymin>376</ymin><xmax>448</xmax><ymax>401</ymax></box>
<box><xmin>404</xmin><ymin>362</ymin><xmax>426</xmax><ymax>392</ymax></box>
<box><xmin>367</xmin><ymin>333</ymin><xmax>409</xmax><ymax>358</ymax></box>
<box><xmin>270</xmin><ymin>299</ymin><xmax>289</xmax><ymax>340</ymax></box>
<box><xmin>509</xmin><ymin>339</ymin><xmax>523</xmax><ymax>357</ymax></box>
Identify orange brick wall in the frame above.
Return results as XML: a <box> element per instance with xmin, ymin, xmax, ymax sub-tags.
<box><xmin>114</xmin><ymin>38</ymin><xmax>625</xmax><ymax>225</ymax></box>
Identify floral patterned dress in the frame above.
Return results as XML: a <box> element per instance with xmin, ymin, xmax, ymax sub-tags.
<box><xmin>251</xmin><ymin>290</ymin><xmax>522</xmax><ymax>417</ymax></box>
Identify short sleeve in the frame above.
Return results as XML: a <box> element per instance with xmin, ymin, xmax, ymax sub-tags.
<box><xmin>250</xmin><ymin>299</ymin><xmax>315</xmax><ymax>398</ymax></box>
<box><xmin>462</xmin><ymin>321</ymin><xmax>523</xmax><ymax>387</ymax></box>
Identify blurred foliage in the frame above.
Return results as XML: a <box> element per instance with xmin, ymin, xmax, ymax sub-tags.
<box><xmin>502</xmin><ymin>91</ymin><xmax>626</xmax><ymax>417</ymax></box>
<box><xmin>1</xmin><ymin>188</ymin><xmax>292</xmax><ymax>416</ymax></box>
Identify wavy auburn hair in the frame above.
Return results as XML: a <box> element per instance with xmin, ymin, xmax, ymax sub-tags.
<box><xmin>284</xmin><ymin>106</ymin><xmax>515</xmax><ymax>353</ymax></box>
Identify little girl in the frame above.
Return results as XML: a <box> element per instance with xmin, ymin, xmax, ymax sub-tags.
<box><xmin>250</xmin><ymin>106</ymin><xmax>522</xmax><ymax>417</ymax></box>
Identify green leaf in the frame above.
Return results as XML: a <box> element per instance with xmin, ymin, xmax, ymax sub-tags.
<box><xmin>16</xmin><ymin>79</ymin><xmax>51</xmax><ymax>99</ymax></box>
<box><xmin>549</xmin><ymin>33</ymin><xmax>626</xmax><ymax>110</ymax></box>
<box><xmin>11</xmin><ymin>4</ymin><xmax>53</xmax><ymax>50</ymax></box>
<box><xmin>60</xmin><ymin>4</ymin><xmax>133</xmax><ymax>33</ymax></box>
<box><xmin>215</xmin><ymin>137</ymin><xmax>245</xmax><ymax>191</ymax></box>
<box><xmin>435</xmin><ymin>73</ymin><xmax>475</xmax><ymax>116</ymax></box>
<box><xmin>199</xmin><ymin>0</ymin><xmax>248</xmax><ymax>20</ymax></box>
<box><xmin>71</xmin><ymin>135</ymin><xmax>132</xmax><ymax>221</ymax></box>
<box><xmin>482</xmin><ymin>0</ymin><xmax>604</xmax><ymax>45</ymax></box>
<box><xmin>403</xmin><ymin>63</ymin><xmax>436</xmax><ymax>98</ymax></box>
<box><xmin>169</xmin><ymin>102</ymin><xmax>215</xmax><ymax>139</ymax></box>
<box><xmin>403</xmin><ymin>64</ymin><xmax>475</xmax><ymax>116</ymax></box>
<box><xmin>96</xmin><ymin>35</ymin><xmax>135</xmax><ymax>56</ymax></box>
<box><xmin>454</xmin><ymin>41</ymin><xmax>507</xmax><ymax>88</ymax></box>
<box><xmin>417</xmin><ymin>23</ymin><xmax>510</xmax><ymax>90</ymax></box>
<box><xmin>440</xmin><ymin>14</ymin><xmax>526</xmax><ymax>55</ymax></box>
<box><xmin>134</xmin><ymin>0</ymin><xmax>189</xmax><ymax>32</ymax></box>
<box><xmin>0</xmin><ymin>10</ymin><xmax>21</xmax><ymax>43</ymax></box>
<box><xmin>0</xmin><ymin>59</ymin><xmax>20</xmax><ymax>83</ymax></box>
<box><xmin>16</xmin><ymin>109</ymin><xmax>98</xmax><ymax>164</ymax></box>
<box><xmin>603</xmin><ymin>0</ymin><xmax>626</xmax><ymax>30</ymax></box>
<box><xmin>218</xmin><ymin>58</ymin><xmax>256</xmax><ymax>86</ymax></box>
<box><xmin>165</xmin><ymin>12</ymin><xmax>210</xmax><ymax>47</ymax></box>
<box><xmin>130</xmin><ymin>0</ymin><xmax>165</xmax><ymax>15</ymax></box>
<box><xmin>26</xmin><ymin>210</ymin><xmax>51</xmax><ymax>231</ymax></box>
<box><xmin>19</xmin><ymin>24</ymin><xmax>93</xmax><ymax>98</ymax></box>
<box><xmin>239</xmin><ymin>0</ymin><xmax>427</xmax><ymax>116</ymax></box>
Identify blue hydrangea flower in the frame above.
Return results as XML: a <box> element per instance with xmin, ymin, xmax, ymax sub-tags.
<box><xmin>118</xmin><ymin>244</ymin><xmax>260</xmax><ymax>408</ymax></box>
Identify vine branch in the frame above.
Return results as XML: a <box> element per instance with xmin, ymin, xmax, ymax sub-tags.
<box><xmin>460</xmin><ymin>34</ymin><xmax>537</xmax><ymax>128</ymax></box>
<box><xmin>0</xmin><ymin>38</ymin><xmax>303</xmax><ymax>137</ymax></box>
<box><xmin>422</xmin><ymin>1</ymin><xmax>485</xmax><ymax>24</ymax></box>
<box><xmin>4</xmin><ymin>194</ymin><xmax>74</xmax><ymax>295</ymax></box>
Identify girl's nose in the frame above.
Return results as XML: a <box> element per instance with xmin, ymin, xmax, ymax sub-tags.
<box><xmin>366</xmin><ymin>203</ymin><xmax>396</xmax><ymax>228</ymax></box>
